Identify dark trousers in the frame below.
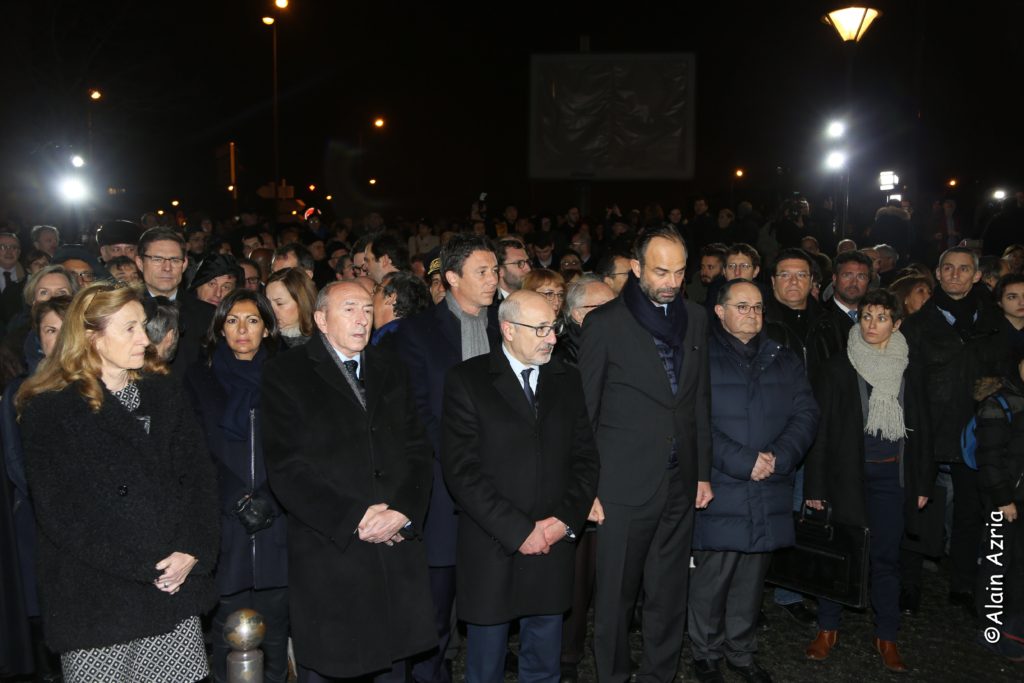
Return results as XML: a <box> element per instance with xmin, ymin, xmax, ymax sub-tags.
<box><xmin>818</xmin><ymin>461</ymin><xmax>903</xmax><ymax>641</ymax></box>
<box><xmin>298</xmin><ymin>660</ymin><xmax>409</xmax><ymax>683</ymax></box>
<box><xmin>594</xmin><ymin>467</ymin><xmax>693</xmax><ymax>683</ymax></box>
<box><xmin>411</xmin><ymin>565</ymin><xmax>455</xmax><ymax>683</ymax></box>
<box><xmin>465</xmin><ymin>614</ymin><xmax>562</xmax><ymax>683</ymax></box>
<box><xmin>212</xmin><ymin>586</ymin><xmax>290</xmax><ymax>683</ymax></box>
<box><xmin>561</xmin><ymin>529</ymin><xmax>597</xmax><ymax>670</ymax></box>
<box><xmin>687</xmin><ymin>550</ymin><xmax>771</xmax><ymax>667</ymax></box>
<box><xmin>949</xmin><ymin>462</ymin><xmax>984</xmax><ymax>593</ymax></box>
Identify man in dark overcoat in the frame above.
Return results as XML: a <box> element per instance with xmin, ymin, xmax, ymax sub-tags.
<box><xmin>441</xmin><ymin>290</ymin><xmax>599</xmax><ymax>682</ymax></box>
<box><xmin>262</xmin><ymin>281</ymin><xmax>435</xmax><ymax>682</ymax></box>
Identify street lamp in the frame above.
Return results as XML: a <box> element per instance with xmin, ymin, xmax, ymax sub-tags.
<box><xmin>263</xmin><ymin>2</ymin><xmax>290</xmax><ymax>198</ymax></box>
<box><xmin>373</xmin><ymin>117</ymin><xmax>385</xmax><ymax>129</ymax></box>
<box><xmin>826</xmin><ymin>120</ymin><xmax>846</xmax><ymax>138</ymax></box>
<box><xmin>57</xmin><ymin>177</ymin><xmax>88</xmax><ymax>203</ymax></box>
<box><xmin>275</xmin><ymin>0</ymin><xmax>289</xmax><ymax>7</ymax></box>
<box><xmin>994</xmin><ymin>189</ymin><xmax>1007</xmax><ymax>200</ymax></box>
<box><xmin>308</xmin><ymin>184</ymin><xmax>316</xmax><ymax>191</ymax></box>
<box><xmin>368</xmin><ymin>178</ymin><xmax>377</xmax><ymax>185</ymax></box>
<box><xmin>734</xmin><ymin>168</ymin><xmax>744</xmax><ymax>178</ymax></box>
<box><xmin>825</xmin><ymin>151</ymin><xmax>847</xmax><ymax>170</ymax></box>
<box><xmin>70</xmin><ymin>155</ymin><xmax>85</xmax><ymax>168</ymax></box>
<box><xmin>88</xmin><ymin>88</ymin><xmax>102</xmax><ymax>101</ymax></box>
<box><xmin>171</xmin><ymin>199</ymin><xmax>180</xmax><ymax>207</ymax></box>
<box><xmin>948</xmin><ymin>178</ymin><xmax>958</xmax><ymax>188</ymax></box>
<box><xmin>823</xmin><ymin>6</ymin><xmax>881</xmax><ymax>42</ymax></box>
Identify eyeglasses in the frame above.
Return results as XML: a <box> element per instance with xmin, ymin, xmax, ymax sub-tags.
<box><xmin>725</xmin><ymin>263</ymin><xmax>753</xmax><ymax>272</ymax></box>
<box><xmin>0</xmin><ymin>243</ymin><xmax>21</xmax><ymax>252</ymax></box>
<box><xmin>502</xmin><ymin>259</ymin><xmax>531</xmax><ymax>269</ymax></box>
<box><xmin>775</xmin><ymin>271</ymin><xmax>810</xmax><ymax>281</ymax></box>
<box><xmin>537</xmin><ymin>290</ymin><xmax>566</xmax><ymax>301</ymax></box>
<box><xmin>509</xmin><ymin>320</ymin><xmax>564</xmax><ymax>337</ymax></box>
<box><xmin>722</xmin><ymin>302</ymin><xmax>764</xmax><ymax>315</ymax></box>
<box><xmin>244</xmin><ymin>276</ymin><xmax>261</xmax><ymax>286</ymax></box>
<box><xmin>838</xmin><ymin>271</ymin><xmax>871</xmax><ymax>282</ymax></box>
<box><xmin>68</xmin><ymin>270</ymin><xmax>96</xmax><ymax>283</ymax></box>
<box><xmin>141</xmin><ymin>254</ymin><xmax>185</xmax><ymax>267</ymax></box>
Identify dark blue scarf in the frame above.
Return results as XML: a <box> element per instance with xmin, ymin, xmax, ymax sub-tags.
<box><xmin>212</xmin><ymin>340</ymin><xmax>267</xmax><ymax>442</ymax></box>
<box><xmin>621</xmin><ymin>272</ymin><xmax>688</xmax><ymax>378</ymax></box>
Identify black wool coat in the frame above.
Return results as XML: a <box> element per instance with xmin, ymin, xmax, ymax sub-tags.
<box><xmin>261</xmin><ymin>335</ymin><xmax>435</xmax><ymax>678</ymax></box>
<box><xmin>804</xmin><ymin>353</ymin><xmax>937</xmax><ymax>534</ymax></box>
<box><xmin>441</xmin><ymin>347</ymin><xmax>599</xmax><ymax>625</ymax></box>
<box><xmin>20</xmin><ymin>373</ymin><xmax>220</xmax><ymax>653</ymax></box>
<box><xmin>185</xmin><ymin>361</ymin><xmax>288</xmax><ymax>596</ymax></box>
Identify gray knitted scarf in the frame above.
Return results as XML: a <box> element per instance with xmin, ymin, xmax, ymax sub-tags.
<box><xmin>445</xmin><ymin>291</ymin><xmax>490</xmax><ymax>361</ymax></box>
<box><xmin>846</xmin><ymin>325</ymin><xmax>909</xmax><ymax>441</ymax></box>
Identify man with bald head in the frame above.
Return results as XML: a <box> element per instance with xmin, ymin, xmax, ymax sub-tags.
<box><xmin>262</xmin><ymin>280</ymin><xmax>436</xmax><ymax>682</ymax></box>
<box><xmin>441</xmin><ymin>290</ymin><xmax>599</xmax><ymax>683</ymax></box>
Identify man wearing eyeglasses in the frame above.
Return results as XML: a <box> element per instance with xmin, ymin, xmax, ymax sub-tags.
<box><xmin>495</xmin><ymin>238</ymin><xmax>531</xmax><ymax>303</ymax></box>
<box><xmin>579</xmin><ymin>226</ymin><xmax>713</xmax><ymax>683</ymax></box>
<box><xmin>689</xmin><ymin>279</ymin><xmax>818</xmax><ymax>683</ymax></box>
<box><xmin>136</xmin><ymin>227</ymin><xmax>211</xmax><ymax>376</ymax></box>
<box><xmin>440</xmin><ymin>289</ymin><xmax>599</xmax><ymax>683</ymax></box>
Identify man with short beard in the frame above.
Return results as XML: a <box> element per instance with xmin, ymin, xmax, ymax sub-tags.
<box><xmin>808</xmin><ymin>250</ymin><xmax>874</xmax><ymax>362</ymax></box>
<box><xmin>496</xmin><ymin>238</ymin><xmax>531</xmax><ymax>302</ymax></box>
<box><xmin>579</xmin><ymin>226</ymin><xmax>713</xmax><ymax>683</ymax></box>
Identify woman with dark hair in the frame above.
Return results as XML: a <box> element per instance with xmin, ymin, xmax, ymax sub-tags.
<box><xmin>142</xmin><ymin>295</ymin><xmax>182</xmax><ymax>362</ymax></box>
<box><xmin>1</xmin><ymin>295</ymin><xmax>72</xmax><ymax>681</ymax></box>
<box><xmin>995</xmin><ymin>273</ymin><xmax>1024</xmax><ymax>361</ymax></box>
<box><xmin>15</xmin><ymin>282</ymin><xmax>218</xmax><ymax>683</ymax></box>
<box><xmin>265</xmin><ymin>267</ymin><xmax>317</xmax><ymax>348</ymax></box>
<box><xmin>887</xmin><ymin>274</ymin><xmax>933</xmax><ymax>317</ymax></box>
<box><xmin>185</xmin><ymin>288</ymin><xmax>288</xmax><ymax>683</ymax></box>
<box><xmin>803</xmin><ymin>288</ymin><xmax>934</xmax><ymax>673</ymax></box>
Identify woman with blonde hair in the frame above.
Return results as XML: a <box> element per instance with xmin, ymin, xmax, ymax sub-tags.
<box><xmin>265</xmin><ymin>267</ymin><xmax>317</xmax><ymax>348</ymax></box>
<box><xmin>522</xmin><ymin>268</ymin><xmax>567</xmax><ymax>318</ymax></box>
<box><xmin>16</xmin><ymin>282</ymin><xmax>219</xmax><ymax>683</ymax></box>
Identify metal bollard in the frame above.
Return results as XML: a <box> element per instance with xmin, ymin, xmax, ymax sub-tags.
<box><xmin>225</xmin><ymin>608</ymin><xmax>266</xmax><ymax>683</ymax></box>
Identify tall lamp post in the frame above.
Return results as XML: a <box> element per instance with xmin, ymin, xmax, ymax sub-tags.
<box><xmin>822</xmin><ymin>6</ymin><xmax>880</xmax><ymax>236</ymax></box>
<box><xmin>263</xmin><ymin>0</ymin><xmax>290</xmax><ymax>199</ymax></box>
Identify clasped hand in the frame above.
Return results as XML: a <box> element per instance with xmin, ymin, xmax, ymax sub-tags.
<box><xmin>751</xmin><ymin>452</ymin><xmax>775</xmax><ymax>481</ymax></box>
<box><xmin>154</xmin><ymin>551</ymin><xmax>198</xmax><ymax>594</ymax></box>
<box><xmin>358</xmin><ymin>503</ymin><xmax>409</xmax><ymax>546</ymax></box>
<box><xmin>519</xmin><ymin>517</ymin><xmax>566</xmax><ymax>555</ymax></box>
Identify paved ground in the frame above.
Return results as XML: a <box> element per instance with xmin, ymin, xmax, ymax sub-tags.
<box><xmin>451</xmin><ymin>562</ymin><xmax>1024</xmax><ymax>682</ymax></box>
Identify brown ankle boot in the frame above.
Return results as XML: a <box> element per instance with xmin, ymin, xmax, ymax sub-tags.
<box><xmin>805</xmin><ymin>630</ymin><xmax>838</xmax><ymax>660</ymax></box>
<box><xmin>874</xmin><ymin>637</ymin><xmax>909</xmax><ymax>673</ymax></box>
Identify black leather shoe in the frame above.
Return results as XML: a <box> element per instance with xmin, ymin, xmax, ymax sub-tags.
<box><xmin>779</xmin><ymin>601</ymin><xmax>817</xmax><ymax>627</ymax></box>
<box><xmin>900</xmin><ymin>588</ymin><xmax>920</xmax><ymax>615</ymax></box>
<box><xmin>726</xmin><ymin>659</ymin><xmax>773</xmax><ymax>683</ymax></box>
<box><xmin>693</xmin><ymin>658</ymin><xmax>725</xmax><ymax>683</ymax></box>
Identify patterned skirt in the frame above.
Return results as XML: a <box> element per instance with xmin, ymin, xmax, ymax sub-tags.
<box><xmin>60</xmin><ymin>616</ymin><xmax>208</xmax><ymax>683</ymax></box>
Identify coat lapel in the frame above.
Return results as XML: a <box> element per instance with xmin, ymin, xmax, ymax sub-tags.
<box><xmin>489</xmin><ymin>346</ymin><xmax>536</xmax><ymax>424</ymax></box>
<box><xmin>307</xmin><ymin>334</ymin><xmax>365</xmax><ymax>411</ymax></box>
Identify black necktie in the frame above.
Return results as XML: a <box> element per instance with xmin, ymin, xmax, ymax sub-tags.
<box><xmin>2</xmin><ymin>271</ymin><xmax>11</xmax><ymax>292</ymax></box>
<box><xmin>342</xmin><ymin>359</ymin><xmax>366</xmax><ymax>403</ymax></box>
<box><xmin>521</xmin><ymin>368</ymin><xmax>536</xmax><ymax>412</ymax></box>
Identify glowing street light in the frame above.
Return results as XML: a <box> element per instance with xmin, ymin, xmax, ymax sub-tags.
<box><xmin>170</xmin><ymin>199</ymin><xmax>180</xmax><ymax>207</ymax></box>
<box><xmin>308</xmin><ymin>184</ymin><xmax>316</xmax><ymax>191</ymax></box>
<box><xmin>325</xmin><ymin>194</ymin><xmax>333</xmax><ymax>201</ymax></box>
<box><xmin>734</xmin><ymin>168</ymin><xmax>744</xmax><ymax>178</ymax></box>
<box><xmin>262</xmin><ymin>16</ymin><xmax>275</xmax><ymax>25</ymax></box>
<box><xmin>823</xmin><ymin>6</ymin><xmax>881</xmax><ymax>42</ymax></box>
<box><xmin>368</xmin><ymin>178</ymin><xmax>378</xmax><ymax>185</ymax></box>
<box><xmin>275</xmin><ymin>0</ymin><xmax>289</xmax><ymax>7</ymax></box>
<box><xmin>58</xmin><ymin>177</ymin><xmax>88</xmax><ymax>202</ymax></box>
<box><xmin>948</xmin><ymin>179</ymin><xmax>958</xmax><ymax>188</ymax></box>
<box><xmin>825</xmin><ymin>151</ymin><xmax>847</xmax><ymax>170</ymax></box>
<box><xmin>994</xmin><ymin>189</ymin><xmax>1007</xmax><ymax>200</ymax></box>
<box><xmin>227</xmin><ymin>184</ymin><xmax>235</xmax><ymax>192</ymax></box>
<box><xmin>373</xmin><ymin>118</ymin><xmax>385</xmax><ymax>129</ymax></box>
<box><xmin>88</xmin><ymin>88</ymin><xmax>102</xmax><ymax>101</ymax></box>
<box><xmin>826</xmin><ymin>121</ymin><xmax>846</xmax><ymax>138</ymax></box>
<box><xmin>156</xmin><ymin>209</ymin><xmax>165</xmax><ymax>216</ymax></box>
<box><xmin>70</xmin><ymin>155</ymin><xmax>85</xmax><ymax>168</ymax></box>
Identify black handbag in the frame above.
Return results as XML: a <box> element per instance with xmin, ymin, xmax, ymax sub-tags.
<box><xmin>233</xmin><ymin>493</ymin><xmax>275</xmax><ymax>535</ymax></box>
<box><xmin>765</xmin><ymin>503</ymin><xmax>871</xmax><ymax>609</ymax></box>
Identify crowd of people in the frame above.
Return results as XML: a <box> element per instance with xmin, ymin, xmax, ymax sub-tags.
<box><xmin>0</xmin><ymin>191</ymin><xmax>1023</xmax><ymax>683</ymax></box>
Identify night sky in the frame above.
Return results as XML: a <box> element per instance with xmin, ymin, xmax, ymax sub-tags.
<box><xmin>2</xmin><ymin>0</ymin><xmax>1022</xmax><ymax>228</ymax></box>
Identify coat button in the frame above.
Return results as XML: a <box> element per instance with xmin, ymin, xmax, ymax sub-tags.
<box><xmin>117</xmin><ymin>485</ymin><xmax>128</xmax><ymax>496</ymax></box>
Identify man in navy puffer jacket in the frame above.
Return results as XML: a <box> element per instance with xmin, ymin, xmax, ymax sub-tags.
<box><xmin>687</xmin><ymin>279</ymin><xmax>819</xmax><ymax>683</ymax></box>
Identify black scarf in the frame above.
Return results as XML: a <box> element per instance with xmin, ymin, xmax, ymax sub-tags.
<box><xmin>622</xmin><ymin>272</ymin><xmax>688</xmax><ymax>377</ymax></box>
<box><xmin>931</xmin><ymin>285</ymin><xmax>981</xmax><ymax>337</ymax></box>
<box><xmin>212</xmin><ymin>340</ymin><xmax>267</xmax><ymax>442</ymax></box>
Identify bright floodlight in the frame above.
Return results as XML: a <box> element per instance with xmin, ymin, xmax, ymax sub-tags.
<box><xmin>70</xmin><ymin>155</ymin><xmax>85</xmax><ymax>168</ymax></box>
<box><xmin>262</xmin><ymin>16</ymin><xmax>275</xmax><ymax>25</ymax></box>
<box><xmin>827</xmin><ymin>121</ymin><xmax>845</xmax><ymax>138</ymax></box>
<box><xmin>994</xmin><ymin>189</ymin><xmax>1007</xmax><ymax>200</ymax></box>
<box><xmin>275</xmin><ymin>0</ymin><xmax>289</xmax><ymax>8</ymax></box>
<box><xmin>824</xmin><ymin>7</ymin><xmax>881</xmax><ymax>42</ymax></box>
<box><xmin>825</xmin><ymin>151</ymin><xmax>847</xmax><ymax>170</ymax></box>
<box><xmin>58</xmin><ymin>177</ymin><xmax>88</xmax><ymax>202</ymax></box>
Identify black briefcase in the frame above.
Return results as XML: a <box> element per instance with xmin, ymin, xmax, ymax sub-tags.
<box><xmin>765</xmin><ymin>503</ymin><xmax>871</xmax><ymax>609</ymax></box>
